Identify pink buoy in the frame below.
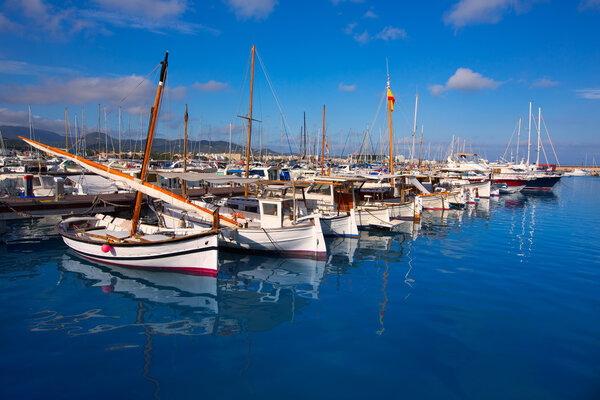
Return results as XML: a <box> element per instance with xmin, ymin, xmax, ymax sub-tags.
<box><xmin>101</xmin><ymin>244</ymin><xmax>112</xmax><ymax>253</ymax></box>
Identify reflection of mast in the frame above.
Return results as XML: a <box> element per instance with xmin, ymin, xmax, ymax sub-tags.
<box><xmin>137</xmin><ymin>302</ymin><xmax>162</xmax><ymax>400</ymax></box>
<box><xmin>376</xmin><ymin>260</ymin><xmax>389</xmax><ymax>336</ymax></box>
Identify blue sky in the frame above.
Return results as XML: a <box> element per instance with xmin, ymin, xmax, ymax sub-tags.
<box><xmin>1</xmin><ymin>0</ymin><xmax>599</xmax><ymax>164</ymax></box>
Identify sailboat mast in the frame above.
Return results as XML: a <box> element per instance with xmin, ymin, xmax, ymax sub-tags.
<box><xmin>527</xmin><ymin>101</ymin><xmax>532</xmax><ymax>165</ymax></box>
<box><xmin>388</xmin><ymin>88</ymin><xmax>393</xmax><ymax>186</ymax></box>
<box><xmin>244</xmin><ymin>45</ymin><xmax>256</xmax><ymax>197</ymax></box>
<box><xmin>536</xmin><ymin>107</ymin><xmax>541</xmax><ymax>166</ymax></box>
<box><xmin>411</xmin><ymin>94</ymin><xmax>418</xmax><ymax>165</ymax></box>
<box><xmin>118</xmin><ymin>106</ymin><xmax>122</xmax><ymax>160</ymax></box>
<box><xmin>418</xmin><ymin>125</ymin><xmax>424</xmax><ymax>167</ymax></box>
<box><xmin>182</xmin><ymin>104</ymin><xmax>188</xmax><ymax>199</ymax></box>
<box><xmin>65</xmin><ymin>108</ymin><xmax>68</xmax><ymax>151</ymax></box>
<box><xmin>321</xmin><ymin>104</ymin><xmax>325</xmax><ymax>175</ymax></box>
<box><xmin>516</xmin><ymin>117</ymin><xmax>521</xmax><ymax>163</ymax></box>
<box><xmin>130</xmin><ymin>51</ymin><xmax>169</xmax><ymax>236</ymax></box>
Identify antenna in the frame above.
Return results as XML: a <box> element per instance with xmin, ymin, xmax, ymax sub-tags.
<box><xmin>386</xmin><ymin>57</ymin><xmax>390</xmax><ymax>87</ymax></box>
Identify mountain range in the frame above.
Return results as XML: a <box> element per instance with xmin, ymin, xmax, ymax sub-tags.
<box><xmin>0</xmin><ymin>125</ymin><xmax>279</xmax><ymax>155</ymax></box>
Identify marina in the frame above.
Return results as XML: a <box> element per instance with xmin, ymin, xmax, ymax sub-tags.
<box><xmin>2</xmin><ymin>1</ymin><xmax>600</xmax><ymax>398</ymax></box>
<box><xmin>1</xmin><ymin>176</ymin><xmax>599</xmax><ymax>399</ymax></box>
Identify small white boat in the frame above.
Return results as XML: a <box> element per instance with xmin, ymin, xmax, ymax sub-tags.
<box><xmin>57</xmin><ymin>215</ymin><xmax>219</xmax><ymax>275</ymax></box>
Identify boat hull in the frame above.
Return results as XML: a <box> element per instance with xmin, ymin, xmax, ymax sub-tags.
<box><xmin>319</xmin><ymin>211</ymin><xmax>359</xmax><ymax>238</ymax></box>
<box><xmin>159</xmin><ymin>209</ymin><xmax>327</xmax><ymax>259</ymax></box>
<box><xmin>420</xmin><ymin>193</ymin><xmax>449</xmax><ymax>210</ymax></box>
<box><xmin>60</xmin><ymin>232</ymin><xmax>219</xmax><ymax>275</ymax></box>
<box><xmin>523</xmin><ymin>175</ymin><xmax>561</xmax><ymax>191</ymax></box>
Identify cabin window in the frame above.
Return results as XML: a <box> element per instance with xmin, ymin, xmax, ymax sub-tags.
<box><xmin>246</xmin><ymin>206</ymin><xmax>258</xmax><ymax>213</ymax></box>
<box><xmin>262</xmin><ymin>203</ymin><xmax>278</xmax><ymax>216</ymax></box>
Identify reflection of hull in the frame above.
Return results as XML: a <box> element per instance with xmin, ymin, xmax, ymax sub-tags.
<box><xmin>327</xmin><ymin>236</ymin><xmax>359</xmax><ymax>264</ymax></box>
<box><xmin>357</xmin><ymin>229</ymin><xmax>393</xmax><ymax>251</ymax></box>
<box><xmin>221</xmin><ymin>254</ymin><xmax>326</xmax><ymax>301</ymax></box>
<box><xmin>499</xmin><ymin>184</ymin><xmax>524</xmax><ymax>194</ymax></box>
<box><xmin>61</xmin><ymin>255</ymin><xmax>218</xmax><ymax>312</ymax></box>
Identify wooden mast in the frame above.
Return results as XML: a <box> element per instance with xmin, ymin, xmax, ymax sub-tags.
<box><xmin>321</xmin><ymin>104</ymin><xmax>325</xmax><ymax>175</ymax></box>
<box><xmin>182</xmin><ymin>104</ymin><xmax>188</xmax><ymax>199</ymax></box>
<box><xmin>130</xmin><ymin>51</ymin><xmax>169</xmax><ymax>236</ymax></box>
<box><xmin>244</xmin><ymin>45</ymin><xmax>256</xmax><ymax>197</ymax></box>
<box><xmin>64</xmin><ymin>107</ymin><xmax>68</xmax><ymax>150</ymax></box>
<box><xmin>388</xmin><ymin>78</ymin><xmax>394</xmax><ymax>188</ymax></box>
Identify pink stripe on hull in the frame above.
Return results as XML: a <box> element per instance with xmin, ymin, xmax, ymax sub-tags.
<box><xmin>79</xmin><ymin>253</ymin><xmax>218</xmax><ymax>276</ymax></box>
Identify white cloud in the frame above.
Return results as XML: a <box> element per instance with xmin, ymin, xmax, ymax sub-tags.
<box><xmin>578</xmin><ymin>0</ymin><xmax>600</xmax><ymax>11</ymax></box>
<box><xmin>364</xmin><ymin>10</ymin><xmax>378</xmax><ymax>18</ymax></box>
<box><xmin>3</xmin><ymin>0</ymin><xmax>217</xmax><ymax>37</ymax></box>
<box><xmin>92</xmin><ymin>0</ymin><xmax>187</xmax><ymax>19</ymax></box>
<box><xmin>349</xmin><ymin>26</ymin><xmax>407</xmax><ymax>44</ymax></box>
<box><xmin>338</xmin><ymin>83</ymin><xmax>356</xmax><ymax>92</ymax></box>
<box><xmin>344</xmin><ymin>22</ymin><xmax>357</xmax><ymax>34</ymax></box>
<box><xmin>0</xmin><ymin>12</ymin><xmax>23</xmax><ymax>33</ymax></box>
<box><xmin>353</xmin><ymin>30</ymin><xmax>371</xmax><ymax>45</ymax></box>
<box><xmin>443</xmin><ymin>0</ymin><xmax>535</xmax><ymax>29</ymax></box>
<box><xmin>0</xmin><ymin>60</ymin><xmax>75</xmax><ymax>76</ymax></box>
<box><xmin>331</xmin><ymin>0</ymin><xmax>364</xmax><ymax>5</ymax></box>
<box><xmin>576</xmin><ymin>88</ymin><xmax>600</xmax><ymax>99</ymax></box>
<box><xmin>223</xmin><ymin>0</ymin><xmax>278</xmax><ymax>21</ymax></box>
<box><xmin>0</xmin><ymin>74</ymin><xmax>186</xmax><ymax>106</ymax></box>
<box><xmin>192</xmin><ymin>80</ymin><xmax>229</xmax><ymax>92</ymax></box>
<box><xmin>531</xmin><ymin>77</ymin><xmax>558</xmax><ymax>88</ymax></box>
<box><xmin>429</xmin><ymin>68</ymin><xmax>502</xmax><ymax>95</ymax></box>
<box><xmin>376</xmin><ymin>26</ymin><xmax>407</xmax><ymax>41</ymax></box>
<box><xmin>0</xmin><ymin>107</ymin><xmax>65</xmax><ymax>132</ymax></box>
<box><xmin>80</xmin><ymin>9</ymin><xmax>218</xmax><ymax>35</ymax></box>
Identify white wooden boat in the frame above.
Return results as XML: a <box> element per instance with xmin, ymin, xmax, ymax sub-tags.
<box><xmin>57</xmin><ymin>215</ymin><xmax>219</xmax><ymax>275</ymax></box>
<box><xmin>22</xmin><ymin>52</ymin><xmax>223</xmax><ymax>275</ymax></box>
<box><xmin>159</xmin><ymin>196</ymin><xmax>327</xmax><ymax>259</ymax></box>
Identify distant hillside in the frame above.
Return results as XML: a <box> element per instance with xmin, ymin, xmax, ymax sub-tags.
<box><xmin>0</xmin><ymin>125</ymin><xmax>279</xmax><ymax>155</ymax></box>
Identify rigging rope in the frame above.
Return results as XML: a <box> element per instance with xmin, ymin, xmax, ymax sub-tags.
<box><xmin>255</xmin><ymin>50</ymin><xmax>295</xmax><ymax>157</ymax></box>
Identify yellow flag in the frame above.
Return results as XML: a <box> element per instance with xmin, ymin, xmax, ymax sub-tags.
<box><xmin>387</xmin><ymin>88</ymin><xmax>395</xmax><ymax>111</ymax></box>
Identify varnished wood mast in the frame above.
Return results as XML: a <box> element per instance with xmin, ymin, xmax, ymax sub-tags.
<box><xmin>182</xmin><ymin>104</ymin><xmax>188</xmax><ymax>199</ymax></box>
<box><xmin>244</xmin><ymin>45</ymin><xmax>256</xmax><ymax>197</ymax></box>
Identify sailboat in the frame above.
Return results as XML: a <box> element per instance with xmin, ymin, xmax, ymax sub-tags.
<box><xmin>156</xmin><ymin>45</ymin><xmax>327</xmax><ymax>259</ymax></box>
<box><xmin>22</xmin><ymin>52</ymin><xmax>222</xmax><ymax>275</ymax></box>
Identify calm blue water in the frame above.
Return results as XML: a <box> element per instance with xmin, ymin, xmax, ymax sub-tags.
<box><xmin>1</xmin><ymin>177</ymin><xmax>599</xmax><ymax>400</ymax></box>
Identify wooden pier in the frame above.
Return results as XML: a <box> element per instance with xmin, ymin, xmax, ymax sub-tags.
<box><xmin>0</xmin><ymin>186</ymin><xmax>245</xmax><ymax>220</ymax></box>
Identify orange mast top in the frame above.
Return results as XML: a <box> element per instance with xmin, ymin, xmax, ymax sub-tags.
<box><xmin>130</xmin><ymin>51</ymin><xmax>169</xmax><ymax>236</ymax></box>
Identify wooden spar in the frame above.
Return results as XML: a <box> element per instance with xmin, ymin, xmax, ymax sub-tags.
<box><xmin>182</xmin><ymin>104</ymin><xmax>188</xmax><ymax>199</ymax></box>
<box><xmin>244</xmin><ymin>45</ymin><xmax>256</xmax><ymax>197</ymax></box>
<box><xmin>130</xmin><ymin>51</ymin><xmax>169</xmax><ymax>236</ymax></box>
<box><xmin>388</xmin><ymin>86</ymin><xmax>394</xmax><ymax>188</ymax></box>
<box><xmin>64</xmin><ymin>107</ymin><xmax>68</xmax><ymax>150</ymax></box>
<box><xmin>321</xmin><ymin>104</ymin><xmax>325</xmax><ymax>175</ymax></box>
<box><xmin>20</xmin><ymin>136</ymin><xmax>240</xmax><ymax>227</ymax></box>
